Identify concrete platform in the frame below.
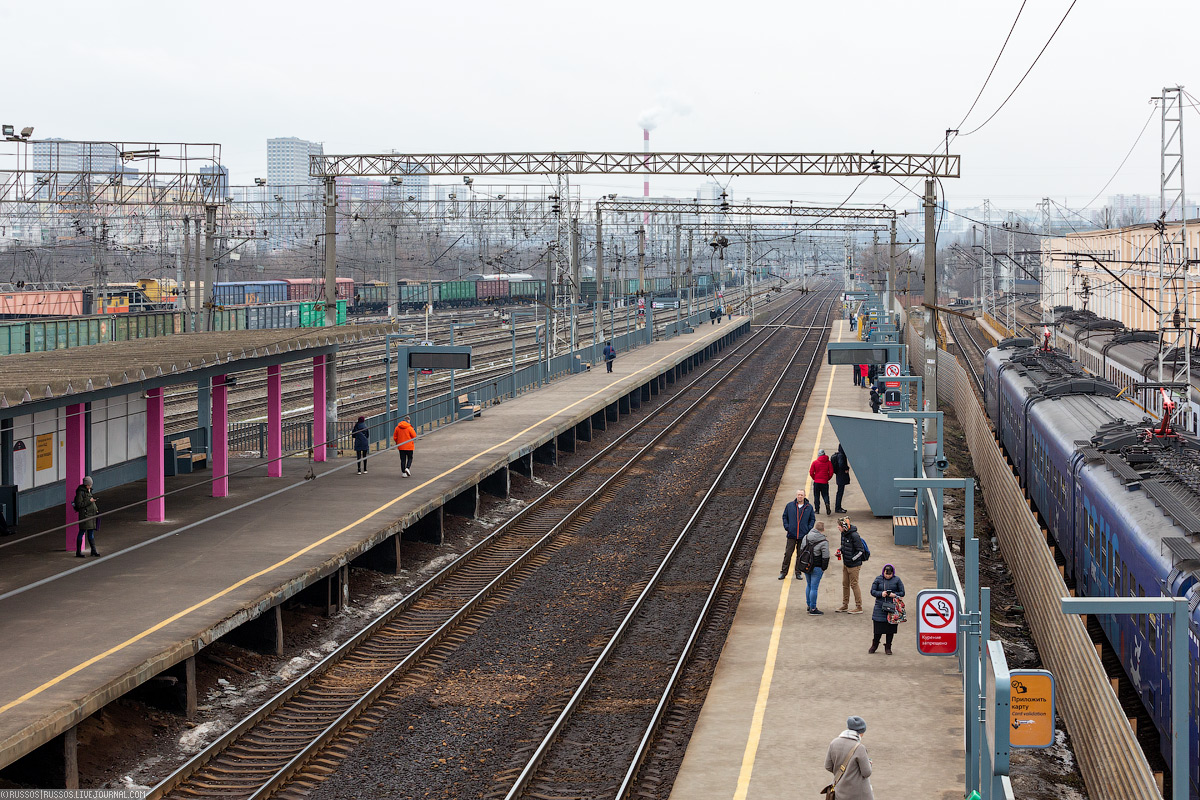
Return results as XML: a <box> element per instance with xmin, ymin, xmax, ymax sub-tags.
<box><xmin>0</xmin><ymin>315</ymin><xmax>750</xmax><ymax>779</ymax></box>
<box><xmin>669</xmin><ymin>319</ymin><xmax>965</xmax><ymax>800</ymax></box>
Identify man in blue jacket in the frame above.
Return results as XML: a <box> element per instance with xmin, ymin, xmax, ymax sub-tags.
<box><xmin>779</xmin><ymin>488</ymin><xmax>816</xmax><ymax>580</ymax></box>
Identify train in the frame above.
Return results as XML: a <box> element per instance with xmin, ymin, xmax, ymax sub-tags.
<box><xmin>983</xmin><ymin>338</ymin><xmax>1200</xmax><ymax>797</ymax></box>
<box><xmin>1050</xmin><ymin>307</ymin><xmax>1200</xmax><ymax>435</ymax></box>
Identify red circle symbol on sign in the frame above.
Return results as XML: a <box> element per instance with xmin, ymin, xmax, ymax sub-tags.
<box><xmin>921</xmin><ymin>597</ymin><xmax>954</xmax><ymax>629</ymax></box>
<box><xmin>885</xmin><ymin>363</ymin><xmax>901</xmax><ymax>377</ymax></box>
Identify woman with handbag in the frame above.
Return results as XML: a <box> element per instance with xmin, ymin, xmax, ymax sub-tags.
<box><xmin>868</xmin><ymin>563</ymin><xmax>905</xmax><ymax>654</ymax></box>
<box><xmin>822</xmin><ymin>715</ymin><xmax>873</xmax><ymax>799</ymax></box>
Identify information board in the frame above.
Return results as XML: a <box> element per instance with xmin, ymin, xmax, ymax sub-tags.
<box><xmin>916</xmin><ymin>589</ymin><xmax>958</xmax><ymax>655</ymax></box>
<box><xmin>1009</xmin><ymin>670</ymin><xmax>1056</xmax><ymax>748</ymax></box>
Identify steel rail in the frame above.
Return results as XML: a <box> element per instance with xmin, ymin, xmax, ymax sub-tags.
<box><xmin>149</xmin><ymin>286</ymin><xmax>831</xmax><ymax>800</ymax></box>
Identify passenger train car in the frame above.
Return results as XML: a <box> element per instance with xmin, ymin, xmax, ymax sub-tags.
<box><xmin>984</xmin><ymin>338</ymin><xmax>1200</xmax><ymax>797</ymax></box>
<box><xmin>1052</xmin><ymin>307</ymin><xmax>1200</xmax><ymax>435</ymax></box>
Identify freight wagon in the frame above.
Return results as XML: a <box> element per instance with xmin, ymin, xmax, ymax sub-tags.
<box><xmin>284</xmin><ymin>277</ymin><xmax>355</xmax><ymax>304</ymax></box>
<box><xmin>212</xmin><ymin>281</ymin><xmax>289</xmax><ymax>306</ymax></box>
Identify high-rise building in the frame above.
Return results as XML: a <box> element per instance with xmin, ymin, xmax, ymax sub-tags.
<box><xmin>200</xmin><ymin>165</ymin><xmax>230</xmax><ymax>200</ymax></box>
<box><xmin>266</xmin><ymin>137</ymin><xmax>324</xmax><ymax>192</ymax></box>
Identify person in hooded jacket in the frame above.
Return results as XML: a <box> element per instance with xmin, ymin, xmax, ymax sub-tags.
<box><xmin>869</xmin><ymin>563</ymin><xmax>906</xmax><ymax>654</ymax></box>
<box><xmin>799</xmin><ymin>521</ymin><xmax>831</xmax><ymax>614</ymax></box>
<box><xmin>779</xmin><ymin>488</ymin><xmax>816</xmax><ymax>580</ymax></box>
<box><xmin>393</xmin><ymin>415</ymin><xmax>417</xmax><ymax>477</ymax></box>
<box><xmin>869</xmin><ymin>385</ymin><xmax>882</xmax><ymax>414</ymax></box>
<box><xmin>824</xmin><ymin>716</ymin><xmax>873</xmax><ymax>800</ymax></box>
<box><xmin>809</xmin><ymin>450</ymin><xmax>834</xmax><ymax>515</ymax></box>
<box><xmin>858</xmin><ymin>363</ymin><xmax>869</xmax><ymax>387</ymax></box>
<box><xmin>834</xmin><ymin>516</ymin><xmax>865</xmax><ymax>613</ymax></box>
<box><xmin>831</xmin><ymin>444</ymin><xmax>851</xmax><ymax>514</ymax></box>
<box><xmin>352</xmin><ymin>416</ymin><xmax>370</xmax><ymax>474</ymax></box>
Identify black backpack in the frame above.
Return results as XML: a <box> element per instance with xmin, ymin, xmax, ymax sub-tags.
<box><xmin>831</xmin><ymin>451</ymin><xmax>846</xmax><ymax>473</ymax></box>
<box><xmin>796</xmin><ymin>537</ymin><xmax>817</xmax><ymax>573</ymax></box>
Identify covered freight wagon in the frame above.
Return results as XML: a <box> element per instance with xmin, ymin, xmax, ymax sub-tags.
<box><xmin>476</xmin><ymin>278</ymin><xmax>509</xmax><ymax>303</ymax></box>
<box><xmin>284</xmin><ymin>277</ymin><xmax>355</xmax><ymax>304</ymax></box>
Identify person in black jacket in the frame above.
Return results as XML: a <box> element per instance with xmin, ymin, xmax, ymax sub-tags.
<box><xmin>869</xmin><ymin>386</ymin><xmax>882</xmax><ymax>414</ymax></box>
<box><xmin>834</xmin><ymin>516</ymin><xmax>865</xmax><ymax>613</ymax></box>
<box><xmin>779</xmin><ymin>489</ymin><xmax>816</xmax><ymax>580</ymax></box>
<box><xmin>352</xmin><ymin>416</ymin><xmax>370</xmax><ymax>474</ymax></box>
<box><xmin>832</xmin><ymin>444</ymin><xmax>851</xmax><ymax>514</ymax></box>
<box><xmin>603</xmin><ymin>342</ymin><xmax>617</xmax><ymax>373</ymax></box>
<box><xmin>73</xmin><ymin>476</ymin><xmax>99</xmax><ymax>557</ymax></box>
<box><xmin>869</xmin><ymin>564</ymin><xmax>906</xmax><ymax>655</ymax></box>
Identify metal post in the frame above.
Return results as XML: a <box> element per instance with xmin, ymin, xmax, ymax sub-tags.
<box><xmin>595</xmin><ymin>204</ymin><xmax>603</xmax><ymax>304</ymax></box>
<box><xmin>637</xmin><ymin>226</ymin><xmax>646</xmax><ymax>296</ymax></box>
<box><xmin>202</xmin><ymin>205</ymin><xmax>216</xmax><ymax>332</ymax></box>
<box><xmin>388</xmin><ymin>223</ymin><xmax>398</xmax><ymax>317</ymax></box>
<box><xmin>182</xmin><ymin>216</ymin><xmax>192</xmax><ymax>330</ymax></box>
<box><xmin>675</xmin><ymin>224</ymin><xmax>683</xmax><ymax>329</ymax></box>
<box><xmin>193</xmin><ymin>219</ymin><xmax>202</xmax><ymax>320</ymax></box>
<box><xmin>570</xmin><ymin>219</ymin><xmax>580</xmax><ymax>353</ymax></box>
<box><xmin>923</xmin><ymin>180</ymin><xmax>938</xmax><ymax>427</ymax></box>
<box><xmin>322</xmin><ymin>177</ymin><xmax>338</xmax><ymax>460</ymax></box>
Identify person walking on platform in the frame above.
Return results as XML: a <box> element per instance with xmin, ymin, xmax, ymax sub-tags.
<box><xmin>823</xmin><ymin>716</ymin><xmax>873</xmax><ymax>799</ymax></box>
<box><xmin>393</xmin><ymin>415</ymin><xmax>417</xmax><ymax>477</ymax></box>
<box><xmin>834</xmin><ymin>516</ymin><xmax>866</xmax><ymax>613</ymax></box>
<box><xmin>709</xmin><ymin>307</ymin><xmax>717</xmax><ymax>325</ymax></box>
<box><xmin>799</xmin><ymin>521</ymin><xmax>831</xmax><ymax>614</ymax></box>
<box><xmin>831</xmin><ymin>444</ymin><xmax>851</xmax><ymax>514</ymax></box>
<box><xmin>779</xmin><ymin>489</ymin><xmax>815</xmax><ymax>580</ymax></box>
<box><xmin>869</xmin><ymin>564</ymin><xmax>905</xmax><ymax>654</ymax></box>
<box><xmin>603</xmin><ymin>341</ymin><xmax>617</xmax><ymax>373</ymax></box>
<box><xmin>869</xmin><ymin>385</ymin><xmax>882</xmax><ymax>415</ymax></box>
<box><xmin>809</xmin><ymin>450</ymin><xmax>834</xmax><ymax>515</ymax></box>
<box><xmin>73</xmin><ymin>476</ymin><xmax>99</xmax><ymax>557</ymax></box>
<box><xmin>352</xmin><ymin>416</ymin><xmax>370</xmax><ymax>474</ymax></box>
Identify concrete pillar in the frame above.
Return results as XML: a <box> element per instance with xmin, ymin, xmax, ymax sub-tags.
<box><xmin>146</xmin><ymin>388</ymin><xmax>165</xmax><ymax>522</ymax></box>
<box><xmin>64</xmin><ymin>403</ymin><xmax>85</xmax><ymax>551</ymax></box>
<box><xmin>480</xmin><ymin>467</ymin><xmax>509</xmax><ymax>498</ymax></box>
<box><xmin>556</xmin><ymin>427</ymin><xmax>576</xmax><ymax>454</ymax></box>
<box><xmin>226</xmin><ymin>605</ymin><xmax>283</xmax><ymax>655</ymax></box>
<box><xmin>575</xmin><ymin>418</ymin><xmax>593</xmax><ymax>443</ymax></box>
<box><xmin>402</xmin><ymin>508</ymin><xmax>443</xmax><ymax>544</ymax></box>
<box><xmin>354</xmin><ymin>533</ymin><xmax>402</xmax><ymax>574</ymax></box>
<box><xmin>212</xmin><ymin>375</ymin><xmax>228</xmax><ymax>498</ymax></box>
<box><xmin>196</xmin><ymin>376</ymin><xmax>212</xmax><ymax>455</ymax></box>
<box><xmin>312</xmin><ymin>355</ymin><xmax>327</xmax><ymax>462</ymax></box>
<box><xmin>593</xmin><ymin>408</ymin><xmax>609</xmax><ymax>431</ymax></box>
<box><xmin>139</xmin><ymin>657</ymin><xmax>196</xmax><ymax>719</ymax></box>
<box><xmin>267</xmin><ymin>365</ymin><xmax>282</xmax><ymax>478</ymax></box>
<box><xmin>1</xmin><ymin>727</ymin><xmax>77</xmax><ymax>789</ymax></box>
<box><xmin>510</xmin><ymin>452</ymin><xmax>533</xmax><ymax>479</ymax></box>
<box><xmin>446</xmin><ymin>485</ymin><xmax>478</xmax><ymax>518</ymax></box>
<box><xmin>1</xmin><ymin>417</ymin><xmax>14</xmax><ymax>486</ymax></box>
<box><xmin>533</xmin><ymin>439</ymin><xmax>557</xmax><ymax>466</ymax></box>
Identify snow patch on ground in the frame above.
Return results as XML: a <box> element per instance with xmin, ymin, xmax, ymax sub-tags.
<box><xmin>178</xmin><ymin>721</ymin><xmax>227</xmax><ymax>754</ymax></box>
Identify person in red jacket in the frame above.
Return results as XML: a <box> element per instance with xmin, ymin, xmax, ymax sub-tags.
<box><xmin>858</xmin><ymin>363</ymin><xmax>869</xmax><ymax>388</ymax></box>
<box><xmin>810</xmin><ymin>449</ymin><xmax>834</xmax><ymax>515</ymax></box>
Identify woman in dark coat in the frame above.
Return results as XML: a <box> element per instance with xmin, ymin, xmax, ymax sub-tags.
<box><xmin>869</xmin><ymin>563</ymin><xmax>905</xmax><ymax>655</ymax></box>
<box><xmin>352</xmin><ymin>416</ymin><xmax>370</xmax><ymax>474</ymax></box>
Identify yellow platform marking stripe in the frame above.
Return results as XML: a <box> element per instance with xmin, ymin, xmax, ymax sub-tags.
<box><xmin>732</xmin><ymin>320</ymin><xmax>840</xmax><ymax>799</ymax></box>
<box><xmin>0</xmin><ymin>332</ymin><xmax>726</xmax><ymax>716</ymax></box>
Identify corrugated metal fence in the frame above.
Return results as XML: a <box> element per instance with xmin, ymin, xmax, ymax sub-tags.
<box><xmin>906</xmin><ymin>320</ymin><xmax>1160</xmax><ymax>800</ymax></box>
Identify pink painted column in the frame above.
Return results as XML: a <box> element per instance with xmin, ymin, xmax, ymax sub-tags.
<box><xmin>212</xmin><ymin>375</ymin><xmax>229</xmax><ymax>497</ymax></box>
<box><xmin>267</xmin><ymin>365</ymin><xmax>282</xmax><ymax>477</ymax></box>
<box><xmin>312</xmin><ymin>355</ymin><xmax>327</xmax><ymax>463</ymax></box>
<box><xmin>146</xmin><ymin>388</ymin><xmax>165</xmax><ymax>522</ymax></box>
<box><xmin>64</xmin><ymin>403</ymin><xmax>86</xmax><ymax>551</ymax></box>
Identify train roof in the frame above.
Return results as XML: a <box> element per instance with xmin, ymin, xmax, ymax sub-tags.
<box><xmin>1082</xmin><ymin>420</ymin><xmax>1200</xmax><ymax>536</ymax></box>
<box><xmin>1001</xmin><ymin>344</ymin><xmax>1120</xmax><ymax>397</ymax></box>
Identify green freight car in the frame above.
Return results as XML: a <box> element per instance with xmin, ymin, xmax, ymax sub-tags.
<box><xmin>509</xmin><ymin>280</ymin><xmax>545</xmax><ymax>304</ymax></box>
<box><xmin>438</xmin><ymin>280</ymin><xmax>477</xmax><ymax>307</ymax></box>
<box><xmin>299</xmin><ymin>300</ymin><xmax>348</xmax><ymax>327</ymax></box>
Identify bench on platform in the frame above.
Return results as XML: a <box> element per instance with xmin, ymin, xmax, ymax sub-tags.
<box><xmin>164</xmin><ymin>437</ymin><xmax>207</xmax><ymax>475</ymax></box>
<box><xmin>456</xmin><ymin>393</ymin><xmax>483</xmax><ymax>420</ymax></box>
<box><xmin>892</xmin><ymin>513</ymin><xmax>920</xmax><ymax>546</ymax></box>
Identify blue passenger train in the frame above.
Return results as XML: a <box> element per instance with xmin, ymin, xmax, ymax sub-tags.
<box><xmin>984</xmin><ymin>338</ymin><xmax>1200</xmax><ymax>798</ymax></box>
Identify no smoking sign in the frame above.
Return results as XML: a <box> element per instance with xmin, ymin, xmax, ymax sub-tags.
<box><xmin>916</xmin><ymin>589</ymin><xmax>959</xmax><ymax>656</ymax></box>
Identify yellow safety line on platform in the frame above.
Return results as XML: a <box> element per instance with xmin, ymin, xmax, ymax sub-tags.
<box><xmin>733</xmin><ymin>320</ymin><xmax>840</xmax><ymax>799</ymax></box>
<box><xmin>0</xmin><ymin>329</ymin><xmax>736</xmax><ymax>717</ymax></box>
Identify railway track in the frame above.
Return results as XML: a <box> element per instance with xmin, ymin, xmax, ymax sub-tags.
<box><xmin>150</xmin><ymin>285</ymin><xmax>828</xmax><ymax>800</ymax></box>
<box><xmin>948</xmin><ymin>313</ymin><xmax>986</xmax><ymax>395</ymax></box>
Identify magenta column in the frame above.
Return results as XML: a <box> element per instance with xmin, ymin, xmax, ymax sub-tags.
<box><xmin>64</xmin><ymin>403</ymin><xmax>86</xmax><ymax>552</ymax></box>
<box><xmin>267</xmin><ymin>365</ymin><xmax>282</xmax><ymax>478</ymax></box>
<box><xmin>312</xmin><ymin>355</ymin><xmax>327</xmax><ymax>463</ymax></box>
<box><xmin>212</xmin><ymin>375</ymin><xmax>229</xmax><ymax>497</ymax></box>
<box><xmin>146</xmin><ymin>388</ymin><xmax>165</xmax><ymax>521</ymax></box>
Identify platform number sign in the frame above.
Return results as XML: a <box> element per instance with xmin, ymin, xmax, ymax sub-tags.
<box><xmin>916</xmin><ymin>589</ymin><xmax>958</xmax><ymax>656</ymax></box>
<box><xmin>885</xmin><ymin>362</ymin><xmax>901</xmax><ymax>378</ymax></box>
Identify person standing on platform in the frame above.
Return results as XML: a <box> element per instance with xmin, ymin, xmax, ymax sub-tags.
<box><xmin>779</xmin><ymin>488</ymin><xmax>815</xmax><ymax>580</ymax></box>
<box><xmin>869</xmin><ymin>385</ymin><xmax>882</xmax><ymax>415</ymax></box>
<box><xmin>852</xmin><ymin>363</ymin><xmax>862</xmax><ymax>387</ymax></box>
<box><xmin>859</xmin><ymin>363</ymin><xmax>869</xmax><ymax>388</ymax></box>
<box><xmin>799</xmin><ymin>521</ymin><xmax>830</xmax><ymax>614</ymax></box>
<box><xmin>823</xmin><ymin>716</ymin><xmax>873</xmax><ymax>799</ymax></box>
<box><xmin>809</xmin><ymin>449</ymin><xmax>834</xmax><ymax>515</ymax></box>
<box><xmin>834</xmin><ymin>516</ymin><xmax>865</xmax><ymax>614</ymax></box>
<box><xmin>831</xmin><ymin>444</ymin><xmax>851</xmax><ymax>514</ymax></box>
<box><xmin>73</xmin><ymin>476</ymin><xmax>99</xmax><ymax>557</ymax></box>
<box><xmin>603</xmin><ymin>341</ymin><xmax>617</xmax><ymax>373</ymax></box>
<box><xmin>850</xmin><ymin>313</ymin><xmax>857</xmax><ymax>331</ymax></box>
<box><xmin>352</xmin><ymin>416</ymin><xmax>370</xmax><ymax>474</ymax></box>
<box><xmin>869</xmin><ymin>563</ymin><xmax>905</xmax><ymax>654</ymax></box>
<box><xmin>393</xmin><ymin>415</ymin><xmax>417</xmax><ymax>477</ymax></box>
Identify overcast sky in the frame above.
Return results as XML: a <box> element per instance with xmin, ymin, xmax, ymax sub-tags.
<box><xmin>3</xmin><ymin>0</ymin><xmax>1197</xmax><ymax>218</ymax></box>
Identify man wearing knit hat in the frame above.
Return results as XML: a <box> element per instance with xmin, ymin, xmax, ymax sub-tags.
<box><xmin>823</xmin><ymin>715</ymin><xmax>873</xmax><ymax>799</ymax></box>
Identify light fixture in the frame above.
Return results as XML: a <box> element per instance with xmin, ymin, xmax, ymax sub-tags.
<box><xmin>254</xmin><ymin>177</ymin><xmax>266</xmax><ymax>187</ymax></box>
<box><xmin>462</xmin><ymin>176</ymin><xmax>473</xmax><ymax>186</ymax></box>
<box><xmin>390</xmin><ymin>176</ymin><xmax>402</xmax><ymax>186</ymax></box>
<box><xmin>1</xmin><ymin>125</ymin><xmax>13</xmax><ymax>137</ymax></box>
<box><xmin>20</xmin><ymin>127</ymin><xmax>33</xmax><ymax>138</ymax></box>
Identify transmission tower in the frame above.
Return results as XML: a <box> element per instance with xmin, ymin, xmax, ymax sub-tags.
<box><xmin>1155</xmin><ymin>85</ymin><xmax>1191</xmax><ymax>409</ymax></box>
<box><xmin>981</xmin><ymin>199</ymin><xmax>996</xmax><ymax>320</ymax></box>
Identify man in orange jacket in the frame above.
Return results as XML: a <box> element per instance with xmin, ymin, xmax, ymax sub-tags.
<box><xmin>393</xmin><ymin>415</ymin><xmax>417</xmax><ymax>477</ymax></box>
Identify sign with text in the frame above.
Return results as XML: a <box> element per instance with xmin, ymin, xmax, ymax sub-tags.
<box><xmin>35</xmin><ymin>434</ymin><xmax>54</xmax><ymax>472</ymax></box>
<box><xmin>1009</xmin><ymin>670</ymin><xmax>1055</xmax><ymax>748</ymax></box>
<box><xmin>916</xmin><ymin>589</ymin><xmax>958</xmax><ymax>655</ymax></box>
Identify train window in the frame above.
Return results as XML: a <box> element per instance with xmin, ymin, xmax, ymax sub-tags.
<box><xmin>1148</xmin><ymin>614</ymin><xmax>1157</xmax><ymax>654</ymax></box>
<box><xmin>1138</xmin><ymin>584</ymin><xmax>1146</xmax><ymax>636</ymax></box>
<box><xmin>1087</xmin><ymin>513</ymin><xmax>1095</xmax><ymax>555</ymax></box>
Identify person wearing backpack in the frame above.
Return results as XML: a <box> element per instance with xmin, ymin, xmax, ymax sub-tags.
<box><xmin>834</xmin><ymin>516</ymin><xmax>867</xmax><ymax>614</ymax></box>
<box><xmin>603</xmin><ymin>342</ymin><xmax>617</xmax><ymax>373</ymax></box>
<box><xmin>779</xmin><ymin>488</ymin><xmax>816</xmax><ymax>580</ymax></box>
<box><xmin>799</xmin><ymin>521</ymin><xmax>831</xmax><ymax>614</ymax></box>
<box><xmin>831</xmin><ymin>444</ymin><xmax>851</xmax><ymax>514</ymax></box>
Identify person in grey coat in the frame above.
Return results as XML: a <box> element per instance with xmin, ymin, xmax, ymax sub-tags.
<box><xmin>799</xmin><ymin>521</ymin><xmax>831</xmax><ymax>615</ymax></box>
<box><xmin>869</xmin><ymin>563</ymin><xmax>906</xmax><ymax>654</ymax></box>
<box><xmin>824</xmin><ymin>715</ymin><xmax>873</xmax><ymax>799</ymax></box>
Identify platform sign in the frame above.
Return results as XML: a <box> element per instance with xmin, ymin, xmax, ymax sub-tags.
<box><xmin>916</xmin><ymin>589</ymin><xmax>958</xmax><ymax>655</ymax></box>
<box><xmin>1009</xmin><ymin>670</ymin><xmax>1056</xmax><ymax>748</ymax></box>
<box><xmin>885</xmin><ymin>362</ymin><xmax>901</xmax><ymax>378</ymax></box>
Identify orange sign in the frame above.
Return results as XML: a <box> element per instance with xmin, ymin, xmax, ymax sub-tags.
<box><xmin>1009</xmin><ymin>670</ymin><xmax>1055</xmax><ymax>748</ymax></box>
<box><xmin>35</xmin><ymin>433</ymin><xmax>54</xmax><ymax>472</ymax></box>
